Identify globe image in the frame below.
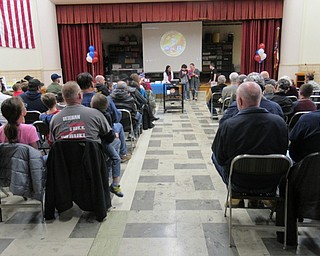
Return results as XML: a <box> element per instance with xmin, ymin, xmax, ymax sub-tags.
<box><xmin>160</xmin><ymin>31</ymin><xmax>186</xmax><ymax>57</ymax></box>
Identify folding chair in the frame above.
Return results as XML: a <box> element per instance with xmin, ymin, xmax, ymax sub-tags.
<box><xmin>0</xmin><ymin>143</ymin><xmax>45</xmax><ymax>222</ymax></box>
<box><xmin>290</xmin><ymin>152</ymin><xmax>320</xmax><ymax>237</ymax></box>
<box><xmin>119</xmin><ymin>109</ymin><xmax>136</xmax><ymax>150</ymax></box>
<box><xmin>287</xmin><ymin>95</ymin><xmax>298</xmax><ymax>102</ymax></box>
<box><xmin>33</xmin><ymin>121</ymin><xmax>50</xmax><ymax>154</ymax></box>
<box><xmin>25</xmin><ymin>110</ymin><xmax>41</xmax><ymax>124</ymax></box>
<box><xmin>222</xmin><ymin>97</ymin><xmax>232</xmax><ymax>112</ymax></box>
<box><xmin>310</xmin><ymin>95</ymin><xmax>320</xmax><ymax>103</ymax></box>
<box><xmin>210</xmin><ymin>92</ymin><xmax>222</xmax><ymax>117</ymax></box>
<box><xmin>224</xmin><ymin>154</ymin><xmax>292</xmax><ymax>248</ymax></box>
<box><xmin>287</xmin><ymin>111</ymin><xmax>310</xmax><ymax>131</ymax></box>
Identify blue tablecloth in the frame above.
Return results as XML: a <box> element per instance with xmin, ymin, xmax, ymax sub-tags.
<box><xmin>150</xmin><ymin>83</ymin><xmax>164</xmax><ymax>95</ymax></box>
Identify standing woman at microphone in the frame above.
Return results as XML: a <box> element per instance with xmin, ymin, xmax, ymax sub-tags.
<box><xmin>188</xmin><ymin>63</ymin><xmax>200</xmax><ymax>101</ymax></box>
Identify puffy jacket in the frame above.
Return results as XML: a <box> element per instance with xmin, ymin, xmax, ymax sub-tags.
<box><xmin>0</xmin><ymin>143</ymin><xmax>46</xmax><ymax>201</ymax></box>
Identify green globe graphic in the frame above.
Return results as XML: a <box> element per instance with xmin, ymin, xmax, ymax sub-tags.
<box><xmin>160</xmin><ymin>31</ymin><xmax>186</xmax><ymax>57</ymax></box>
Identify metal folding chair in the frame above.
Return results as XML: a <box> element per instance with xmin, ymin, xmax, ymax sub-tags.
<box><xmin>25</xmin><ymin>110</ymin><xmax>41</xmax><ymax>124</ymax></box>
<box><xmin>224</xmin><ymin>154</ymin><xmax>292</xmax><ymax>248</ymax></box>
<box><xmin>119</xmin><ymin>109</ymin><xmax>136</xmax><ymax>150</ymax></box>
<box><xmin>287</xmin><ymin>111</ymin><xmax>310</xmax><ymax>131</ymax></box>
<box><xmin>210</xmin><ymin>92</ymin><xmax>222</xmax><ymax>117</ymax></box>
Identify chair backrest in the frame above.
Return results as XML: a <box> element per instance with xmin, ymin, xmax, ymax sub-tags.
<box><xmin>25</xmin><ymin>111</ymin><xmax>41</xmax><ymax>124</ymax></box>
<box><xmin>287</xmin><ymin>95</ymin><xmax>298</xmax><ymax>102</ymax></box>
<box><xmin>222</xmin><ymin>97</ymin><xmax>232</xmax><ymax>111</ymax></box>
<box><xmin>119</xmin><ymin>109</ymin><xmax>134</xmax><ymax>133</ymax></box>
<box><xmin>292</xmin><ymin>152</ymin><xmax>320</xmax><ymax>220</ymax></box>
<box><xmin>313</xmin><ymin>90</ymin><xmax>320</xmax><ymax>95</ymax></box>
<box><xmin>310</xmin><ymin>95</ymin><xmax>320</xmax><ymax>102</ymax></box>
<box><xmin>288</xmin><ymin>111</ymin><xmax>310</xmax><ymax>130</ymax></box>
<box><xmin>33</xmin><ymin>121</ymin><xmax>49</xmax><ymax>138</ymax></box>
<box><xmin>229</xmin><ymin>154</ymin><xmax>292</xmax><ymax>194</ymax></box>
<box><xmin>211</xmin><ymin>92</ymin><xmax>222</xmax><ymax>108</ymax></box>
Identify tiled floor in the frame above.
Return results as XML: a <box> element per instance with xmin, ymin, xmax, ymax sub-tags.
<box><xmin>1</xmin><ymin>93</ymin><xmax>320</xmax><ymax>255</ymax></box>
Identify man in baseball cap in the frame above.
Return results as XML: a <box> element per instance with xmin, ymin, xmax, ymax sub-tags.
<box><xmin>46</xmin><ymin>73</ymin><xmax>62</xmax><ymax>94</ymax></box>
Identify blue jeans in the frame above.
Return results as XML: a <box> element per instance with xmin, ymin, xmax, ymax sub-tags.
<box><xmin>113</xmin><ymin>122</ymin><xmax>127</xmax><ymax>156</ymax></box>
<box><xmin>136</xmin><ymin>112</ymin><xmax>142</xmax><ymax>132</ymax></box>
<box><xmin>182</xmin><ymin>83</ymin><xmax>190</xmax><ymax>100</ymax></box>
<box><xmin>104</xmin><ymin>142</ymin><xmax>121</xmax><ymax>178</ymax></box>
<box><xmin>211</xmin><ymin>152</ymin><xmax>228</xmax><ymax>185</ymax></box>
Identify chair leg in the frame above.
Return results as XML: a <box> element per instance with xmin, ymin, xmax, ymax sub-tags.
<box><xmin>229</xmin><ymin>195</ymin><xmax>233</xmax><ymax>247</ymax></box>
<box><xmin>224</xmin><ymin>190</ymin><xmax>229</xmax><ymax>217</ymax></box>
<box><xmin>0</xmin><ymin>187</ymin><xmax>9</xmax><ymax>197</ymax></box>
<box><xmin>0</xmin><ymin>196</ymin><xmax>2</xmax><ymax>222</ymax></box>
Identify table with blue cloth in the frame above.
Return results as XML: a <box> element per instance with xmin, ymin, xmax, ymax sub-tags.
<box><xmin>150</xmin><ymin>83</ymin><xmax>163</xmax><ymax>95</ymax></box>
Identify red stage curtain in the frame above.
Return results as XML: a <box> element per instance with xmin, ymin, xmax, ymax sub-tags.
<box><xmin>56</xmin><ymin>0</ymin><xmax>283</xmax><ymax>24</ymax></box>
<box><xmin>241</xmin><ymin>19</ymin><xmax>282</xmax><ymax>79</ymax></box>
<box><xmin>58</xmin><ymin>24</ymin><xmax>103</xmax><ymax>82</ymax></box>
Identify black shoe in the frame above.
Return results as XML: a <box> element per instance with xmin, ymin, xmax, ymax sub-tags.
<box><xmin>148</xmin><ymin>123</ymin><xmax>155</xmax><ymax>129</ymax></box>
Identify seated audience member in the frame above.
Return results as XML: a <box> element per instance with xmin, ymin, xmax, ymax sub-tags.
<box><xmin>268</xmin><ymin>78</ymin><xmax>294</xmax><ymax>116</ymax></box>
<box><xmin>21</xmin><ymin>80</ymin><xmax>29</xmax><ymax>92</ymax></box>
<box><xmin>305</xmin><ymin>72</ymin><xmax>320</xmax><ymax>91</ymax></box>
<box><xmin>0</xmin><ymin>97</ymin><xmax>39</xmax><ymax>149</ymax></box>
<box><xmin>263</xmin><ymin>84</ymin><xmax>275</xmax><ymax>100</ymax></box>
<box><xmin>211</xmin><ymin>81</ymin><xmax>288</xmax><ymax>204</ymax></box>
<box><xmin>46</xmin><ymin>73</ymin><xmax>62</xmax><ymax>94</ymax></box>
<box><xmin>23</xmin><ymin>75</ymin><xmax>33</xmax><ymax>82</ymax></box>
<box><xmin>261</xmin><ymin>71</ymin><xmax>276</xmax><ymax>86</ymax></box>
<box><xmin>111</xmin><ymin>81</ymin><xmax>142</xmax><ymax>134</ymax></box>
<box><xmin>206</xmin><ymin>75</ymin><xmax>228</xmax><ymax>116</ymax></box>
<box><xmin>49</xmin><ymin>81</ymin><xmax>112</xmax><ymax>143</ymax></box>
<box><xmin>77</xmin><ymin>72</ymin><xmax>95</xmax><ymax>107</ymax></box>
<box><xmin>279</xmin><ymin>76</ymin><xmax>298</xmax><ymax>97</ymax></box>
<box><xmin>0</xmin><ymin>76</ymin><xmax>6</xmax><ymax>92</ymax></box>
<box><xmin>292</xmin><ymin>83</ymin><xmax>316</xmax><ymax>114</ymax></box>
<box><xmin>0</xmin><ymin>89</ymin><xmax>11</xmax><ymax>125</ymax></box>
<box><xmin>85</xmin><ymin>74</ymin><xmax>131</xmax><ymax>162</ymax></box>
<box><xmin>221</xmin><ymin>72</ymin><xmax>239</xmax><ymax>100</ymax></box>
<box><xmin>19</xmin><ymin>79</ymin><xmax>48</xmax><ymax>113</ymax></box>
<box><xmin>130</xmin><ymin>73</ymin><xmax>147</xmax><ymax>99</ymax></box>
<box><xmin>56</xmin><ymin>92</ymin><xmax>66</xmax><ymax>110</ymax></box>
<box><xmin>95</xmin><ymin>75</ymin><xmax>111</xmax><ymax>96</ymax></box>
<box><xmin>289</xmin><ymin>109</ymin><xmax>320</xmax><ymax>163</ymax></box>
<box><xmin>212</xmin><ymin>75</ymin><xmax>228</xmax><ymax>93</ymax></box>
<box><xmin>220</xmin><ymin>73</ymin><xmax>283</xmax><ymax>125</ymax></box>
<box><xmin>127</xmin><ymin>80</ymin><xmax>158</xmax><ymax>129</ymax></box>
<box><xmin>12</xmin><ymin>82</ymin><xmax>24</xmax><ymax>96</ymax></box>
<box><xmin>91</xmin><ymin>93</ymin><xmax>124</xmax><ymax>197</ymax></box>
<box><xmin>39</xmin><ymin>93</ymin><xmax>60</xmax><ymax>125</ymax></box>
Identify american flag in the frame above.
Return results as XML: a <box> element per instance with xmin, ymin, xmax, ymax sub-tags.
<box><xmin>0</xmin><ymin>0</ymin><xmax>35</xmax><ymax>49</ymax></box>
<box><xmin>273</xmin><ymin>27</ymin><xmax>280</xmax><ymax>71</ymax></box>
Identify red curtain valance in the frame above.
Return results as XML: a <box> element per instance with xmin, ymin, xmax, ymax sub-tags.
<box><xmin>56</xmin><ymin>0</ymin><xmax>283</xmax><ymax>24</ymax></box>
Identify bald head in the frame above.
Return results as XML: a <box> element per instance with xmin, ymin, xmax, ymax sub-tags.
<box><xmin>95</xmin><ymin>75</ymin><xmax>105</xmax><ymax>84</ymax></box>
<box><xmin>261</xmin><ymin>71</ymin><xmax>269</xmax><ymax>79</ymax></box>
<box><xmin>236</xmin><ymin>82</ymin><xmax>262</xmax><ymax>110</ymax></box>
<box><xmin>62</xmin><ymin>81</ymin><xmax>82</xmax><ymax>105</ymax></box>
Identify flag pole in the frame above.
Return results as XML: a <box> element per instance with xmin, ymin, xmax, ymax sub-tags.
<box><xmin>273</xmin><ymin>27</ymin><xmax>280</xmax><ymax>79</ymax></box>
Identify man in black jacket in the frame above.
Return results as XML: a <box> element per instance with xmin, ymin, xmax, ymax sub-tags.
<box><xmin>20</xmin><ymin>79</ymin><xmax>48</xmax><ymax>112</ymax></box>
<box><xmin>212</xmin><ymin>81</ymin><xmax>288</xmax><ymax>189</ymax></box>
